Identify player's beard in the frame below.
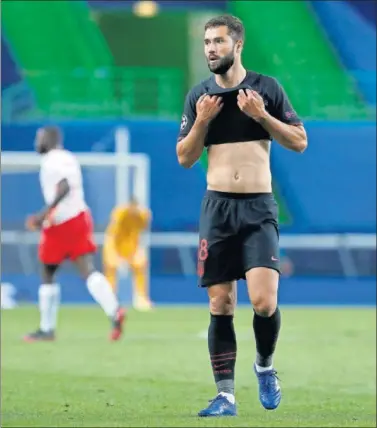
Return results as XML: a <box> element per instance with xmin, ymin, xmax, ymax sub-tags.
<box><xmin>207</xmin><ymin>50</ymin><xmax>235</xmax><ymax>75</ymax></box>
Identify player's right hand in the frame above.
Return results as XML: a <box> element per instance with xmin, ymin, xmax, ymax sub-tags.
<box><xmin>25</xmin><ymin>212</ymin><xmax>46</xmax><ymax>231</ymax></box>
<box><xmin>25</xmin><ymin>215</ymin><xmax>40</xmax><ymax>231</ymax></box>
<box><xmin>196</xmin><ymin>94</ymin><xmax>223</xmax><ymax>124</ymax></box>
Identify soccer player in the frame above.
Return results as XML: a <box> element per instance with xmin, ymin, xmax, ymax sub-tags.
<box><xmin>176</xmin><ymin>15</ymin><xmax>307</xmax><ymax>417</ymax></box>
<box><xmin>24</xmin><ymin>126</ymin><xmax>125</xmax><ymax>342</ymax></box>
<box><xmin>103</xmin><ymin>197</ymin><xmax>152</xmax><ymax>311</ymax></box>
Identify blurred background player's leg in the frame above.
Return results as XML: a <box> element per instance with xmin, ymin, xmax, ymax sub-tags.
<box><xmin>24</xmin><ymin>224</ymin><xmax>64</xmax><ymax>342</ymax></box>
<box><xmin>24</xmin><ymin>264</ymin><xmax>60</xmax><ymax>342</ymax></box>
<box><xmin>74</xmin><ymin>254</ymin><xmax>125</xmax><ymax>341</ymax></box>
<box><xmin>129</xmin><ymin>247</ymin><xmax>152</xmax><ymax>311</ymax></box>
<box><xmin>103</xmin><ymin>230</ymin><xmax>136</xmax><ymax>307</ymax></box>
<box><xmin>102</xmin><ymin>235</ymin><xmax>121</xmax><ymax>293</ymax></box>
<box><xmin>104</xmin><ymin>263</ymin><xmax>118</xmax><ymax>293</ymax></box>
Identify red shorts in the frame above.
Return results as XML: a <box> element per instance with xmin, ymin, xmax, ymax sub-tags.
<box><xmin>38</xmin><ymin>210</ymin><xmax>97</xmax><ymax>265</ymax></box>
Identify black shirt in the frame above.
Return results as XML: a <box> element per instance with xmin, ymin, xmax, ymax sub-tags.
<box><xmin>177</xmin><ymin>71</ymin><xmax>302</xmax><ymax>147</ymax></box>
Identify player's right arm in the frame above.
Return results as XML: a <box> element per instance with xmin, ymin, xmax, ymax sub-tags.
<box><xmin>26</xmin><ymin>160</ymin><xmax>71</xmax><ymax>230</ymax></box>
<box><xmin>176</xmin><ymin>89</ymin><xmax>223</xmax><ymax>169</ymax></box>
<box><xmin>46</xmin><ymin>179</ymin><xmax>70</xmax><ymax>211</ymax></box>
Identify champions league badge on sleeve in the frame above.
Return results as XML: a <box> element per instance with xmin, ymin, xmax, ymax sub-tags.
<box><xmin>180</xmin><ymin>115</ymin><xmax>188</xmax><ymax>131</ymax></box>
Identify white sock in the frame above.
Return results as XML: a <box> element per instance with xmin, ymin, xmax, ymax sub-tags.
<box><xmin>218</xmin><ymin>392</ymin><xmax>235</xmax><ymax>404</ymax></box>
<box><xmin>39</xmin><ymin>284</ymin><xmax>60</xmax><ymax>332</ymax></box>
<box><xmin>255</xmin><ymin>363</ymin><xmax>273</xmax><ymax>373</ymax></box>
<box><xmin>86</xmin><ymin>271</ymin><xmax>119</xmax><ymax>318</ymax></box>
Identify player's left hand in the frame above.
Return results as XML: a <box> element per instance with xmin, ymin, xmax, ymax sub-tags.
<box><xmin>25</xmin><ymin>212</ymin><xmax>46</xmax><ymax>231</ymax></box>
<box><xmin>237</xmin><ymin>89</ymin><xmax>267</xmax><ymax>122</ymax></box>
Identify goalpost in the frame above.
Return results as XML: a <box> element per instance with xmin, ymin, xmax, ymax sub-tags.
<box><xmin>1</xmin><ymin>127</ymin><xmax>151</xmax><ymax>306</ymax></box>
<box><xmin>1</xmin><ymin>125</ymin><xmax>376</xmax><ymax>307</ymax></box>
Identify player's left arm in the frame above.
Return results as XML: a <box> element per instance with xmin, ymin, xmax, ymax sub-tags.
<box><xmin>237</xmin><ymin>81</ymin><xmax>307</xmax><ymax>153</ymax></box>
<box><xmin>140</xmin><ymin>208</ymin><xmax>152</xmax><ymax>229</ymax></box>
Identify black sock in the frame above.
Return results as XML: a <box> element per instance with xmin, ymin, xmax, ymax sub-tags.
<box><xmin>253</xmin><ymin>307</ymin><xmax>281</xmax><ymax>367</ymax></box>
<box><xmin>208</xmin><ymin>314</ymin><xmax>237</xmax><ymax>395</ymax></box>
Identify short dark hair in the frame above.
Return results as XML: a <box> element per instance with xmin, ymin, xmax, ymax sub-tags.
<box><xmin>41</xmin><ymin>126</ymin><xmax>62</xmax><ymax>146</ymax></box>
<box><xmin>204</xmin><ymin>15</ymin><xmax>245</xmax><ymax>42</ymax></box>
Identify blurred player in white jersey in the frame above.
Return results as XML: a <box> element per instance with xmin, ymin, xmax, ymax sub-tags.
<box><xmin>24</xmin><ymin>126</ymin><xmax>125</xmax><ymax>342</ymax></box>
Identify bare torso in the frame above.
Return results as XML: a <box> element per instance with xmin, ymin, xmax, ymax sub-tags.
<box><xmin>207</xmin><ymin>140</ymin><xmax>272</xmax><ymax>193</ymax></box>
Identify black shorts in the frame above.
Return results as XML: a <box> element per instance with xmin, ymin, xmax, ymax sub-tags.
<box><xmin>197</xmin><ymin>190</ymin><xmax>280</xmax><ymax>287</ymax></box>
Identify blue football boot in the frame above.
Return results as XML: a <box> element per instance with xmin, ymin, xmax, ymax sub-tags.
<box><xmin>198</xmin><ymin>393</ymin><xmax>237</xmax><ymax>417</ymax></box>
<box><xmin>254</xmin><ymin>364</ymin><xmax>281</xmax><ymax>410</ymax></box>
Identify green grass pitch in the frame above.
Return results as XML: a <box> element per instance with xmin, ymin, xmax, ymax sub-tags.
<box><xmin>2</xmin><ymin>306</ymin><xmax>376</xmax><ymax>427</ymax></box>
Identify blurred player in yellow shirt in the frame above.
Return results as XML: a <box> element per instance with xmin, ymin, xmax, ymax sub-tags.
<box><xmin>103</xmin><ymin>197</ymin><xmax>153</xmax><ymax>311</ymax></box>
